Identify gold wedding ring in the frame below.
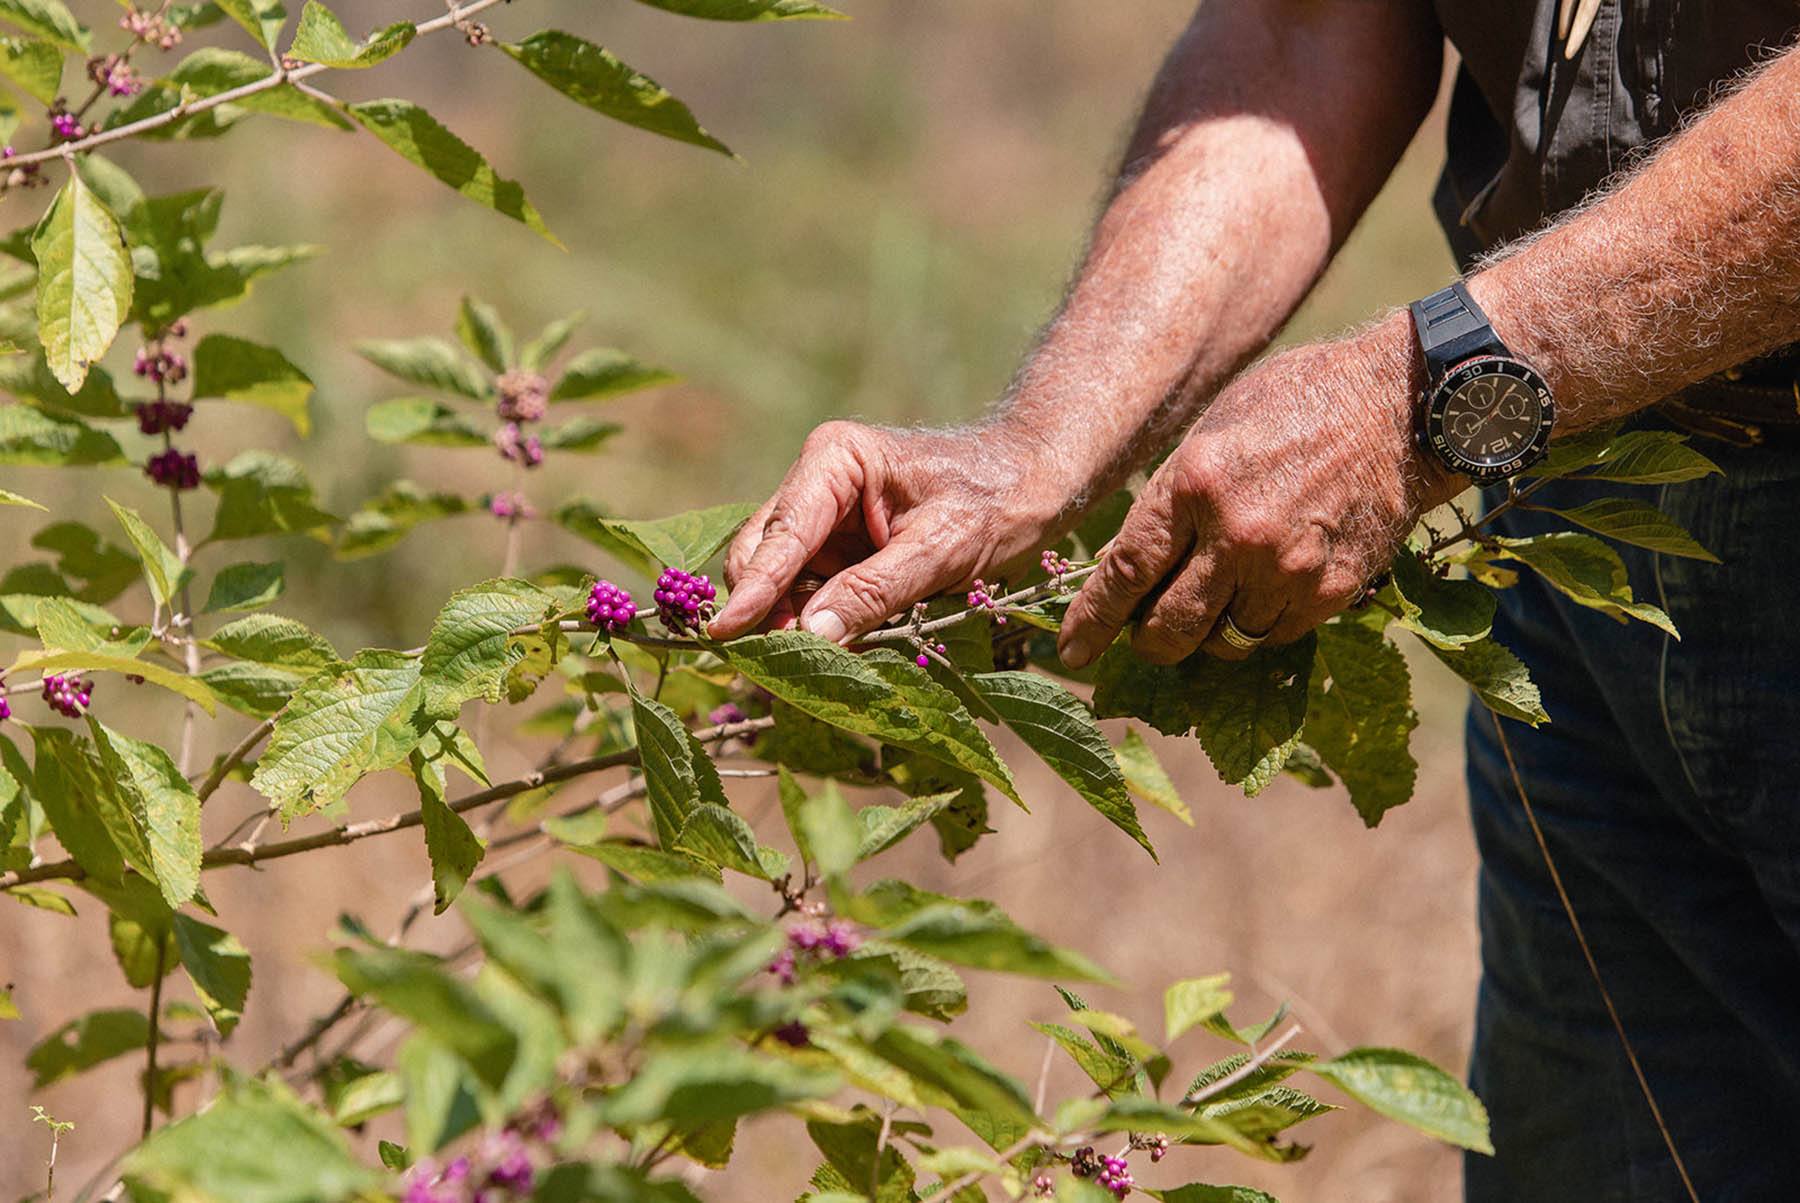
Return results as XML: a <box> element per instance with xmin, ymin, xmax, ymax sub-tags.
<box><xmin>1219</xmin><ymin>612</ymin><xmax>1269</xmax><ymax>652</ymax></box>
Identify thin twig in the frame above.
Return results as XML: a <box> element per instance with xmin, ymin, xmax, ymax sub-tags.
<box><xmin>195</xmin><ymin>716</ymin><xmax>277</xmax><ymax>802</ymax></box>
<box><xmin>141</xmin><ymin>940</ymin><xmax>168</xmax><ymax>1137</ymax></box>
<box><xmin>1032</xmin><ymin>1035</ymin><xmax>1056</xmax><ymax>1116</ymax></box>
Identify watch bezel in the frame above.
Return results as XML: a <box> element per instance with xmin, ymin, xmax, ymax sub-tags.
<box><xmin>1423</xmin><ymin>354</ymin><xmax>1556</xmax><ymax>482</ymax></box>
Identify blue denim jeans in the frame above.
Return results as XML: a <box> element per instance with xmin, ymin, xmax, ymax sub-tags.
<box><xmin>1464</xmin><ymin>419</ymin><xmax>1800</xmax><ymax>1202</ymax></box>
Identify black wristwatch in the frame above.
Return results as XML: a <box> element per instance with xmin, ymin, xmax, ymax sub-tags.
<box><xmin>1409</xmin><ymin>281</ymin><xmax>1555</xmax><ymax>483</ymax></box>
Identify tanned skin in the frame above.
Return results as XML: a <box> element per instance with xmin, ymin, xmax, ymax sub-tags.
<box><xmin>711</xmin><ymin>0</ymin><xmax>1800</xmax><ymax>670</ymax></box>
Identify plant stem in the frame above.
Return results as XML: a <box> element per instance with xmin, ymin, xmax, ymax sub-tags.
<box><xmin>142</xmin><ymin>939</ymin><xmax>167</xmax><ymax>1138</ymax></box>
<box><xmin>194</xmin><ymin>716</ymin><xmax>277</xmax><ymax>802</ymax></box>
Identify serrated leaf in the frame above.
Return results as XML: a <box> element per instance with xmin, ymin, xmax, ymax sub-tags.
<box><xmin>454</xmin><ymin>294</ymin><xmax>512</xmax><ymax>372</ymax></box>
<box><xmin>856</xmin><ymin>790</ymin><xmax>958</xmax><ymax>862</ymax></box>
<box><xmin>335</xmin><ymin>946</ymin><xmax>518</xmax><ymax>1086</ymax></box>
<box><xmin>334</xmin><ymin>480</ymin><xmax>468</xmax><ymax>559</ymax></box>
<box><xmin>1029</xmin><ymin>1021</ymin><xmax>1135</xmax><ymax>1096</ymax></box>
<box><xmin>250</xmin><ymin>650</ymin><xmax>429</xmax><ymax>820</ymax></box>
<box><xmin>673</xmin><ymin>802</ymin><xmax>768</xmax><ymax>878</ymax></box>
<box><xmin>172</xmin><ymin>914</ymin><xmax>251</xmax><ymax>1036</ymax></box>
<box><xmin>1306</xmin><ymin>621</ymin><xmax>1418</xmax><ymax>827</ymax></box>
<box><xmin>88</xmin><ymin>718</ymin><xmax>201</xmax><ymax>908</ymax></box>
<box><xmin>198</xmin><ymin>660</ymin><xmax>306</xmax><ymax>719</ymax></box>
<box><xmin>1154</xmin><ymin>1186</ymin><xmax>1282</xmax><ymax>1203</ymax></box>
<box><xmin>629</xmin><ymin>0</ymin><xmax>845</xmax><ymax>19</ymax></box>
<box><xmin>520</xmin><ymin>310</ymin><xmax>584</xmax><ymax>372</ymax></box>
<box><xmin>0</xmin><ymin>0</ymin><xmax>86</xmax><ymax>50</ymax></box>
<box><xmin>1309</xmin><ymin>1046</ymin><xmax>1492</xmax><ymax>1153</ymax></box>
<box><xmin>0</xmin><ymin>485</ymin><xmax>43</xmax><ymax>509</ymax></box>
<box><xmin>550</xmin><ymin>346</ymin><xmax>676</xmax><ymax>401</ymax></box>
<box><xmin>632</xmin><ymin>693</ymin><xmax>729</xmax><ymax>848</ymax></box>
<box><xmin>364</xmin><ymin>396</ymin><xmax>490</xmax><ymax>447</ymax></box>
<box><xmin>865</xmin><ymin>896</ymin><xmax>1111</xmax><ymax>983</ymax></box>
<box><xmin>866</xmin><ymin>1025</ymin><xmax>1036</xmax><ymax>1141</ymax></box>
<box><xmin>287</xmin><ymin>1</ymin><xmax>414</xmax><ymax>67</ymax></box>
<box><xmin>420</xmin><ymin>577</ymin><xmax>557</xmax><ymax>716</ymax></box>
<box><xmin>127</xmin><ymin>47</ymin><xmax>350</xmax><ymax>130</ymax></box>
<box><xmin>413</xmin><ymin>752</ymin><xmax>485</xmax><ymax>913</ymax></box>
<box><xmin>30</xmin><ymin>727</ymin><xmax>126</xmax><ymax>883</ymax></box>
<box><xmin>190</xmin><ymin>334</ymin><xmax>313</xmax><ymax>435</ymax></box>
<box><xmin>0</xmin><ymin>403</ymin><xmax>124</xmax><ymax>465</ymax></box>
<box><xmin>213</xmin><ymin>0</ymin><xmax>285</xmax><ymax>49</ymax></box>
<box><xmin>104</xmin><ymin>497</ymin><xmax>184</xmax><ymax>609</ymax></box>
<box><xmin>203</xmin><ymin>613</ymin><xmax>337</xmax><ymax>670</ymax></box>
<box><xmin>570</xmin><ymin>501</ymin><xmax>756</xmax><ymax>576</ymax></box>
<box><xmin>1113</xmin><ymin>726</ymin><xmax>1190</xmax><ymax>824</ymax></box>
<box><xmin>348</xmin><ymin>99</ymin><xmax>558</xmax><ymax>244</ymax></box>
<box><xmin>973</xmin><ymin>670</ymin><xmax>1152</xmax><ymax>858</ymax></box>
<box><xmin>203</xmin><ymin>449</ymin><xmax>339</xmax><ymax>544</ymax></box>
<box><xmin>33</xmin><ymin>172</ymin><xmax>133</xmax><ymax>392</ymax></box>
<box><xmin>203</xmin><ymin>561</ymin><xmax>285</xmax><ymax>613</ymax></box>
<box><xmin>718</xmin><ymin>632</ymin><xmax>1020</xmax><ymax>805</ymax></box>
<box><xmin>28</xmin><ymin>1008</ymin><xmax>149</xmax><ymax>1086</ymax></box>
<box><xmin>600</xmin><ymin>1043</ymin><xmax>840</xmax><ymax>1127</ymax></box>
<box><xmin>539</xmin><ymin>415</ymin><xmax>622</xmax><ymax>453</ymax></box>
<box><xmin>0</xmin><ymin>351</ymin><xmax>126</xmax><ymax>418</ymax></box>
<box><xmin>1542</xmin><ymin>497</ymin><xmax>1719</xmax><ymax>561</ymax></box>
<box><xmin>355</xmin><ymin>335</ymin><xmax>488</xmax><ymax>399</ymax></box>
<box><xmin>1091</xmin><ymin>636</ymin><xmax>1315</xmax><ymax>795</ymax></box>
<box><xmin>1165</xmin><ymin>973</ymin><xmax>1235</xmax><ymax>1044</ymax></box>
<box><xmin>1389</xmin><ymin>551</ymin><xmax>1495</xmax><ymax>649</ymax></box>
<box><xmin>0</xmin><ymin>33</ymin><xmax>61</xmax><ymax>103</ymax></box>
<box><xmin>1494</xmin><ymin>532</ymin><xmax>1676</xmax><ymax>634</ymax></box>
<box><xmin>1424</xmin><ymin>635</ymin><xmax>1548</xmax><ymax>725</ymax></box>
<box><xmin>1560</xmin><ymin>429</ymin><xmax>1721</xmax><ymax>484</ymax></box>
<box><xmin>11</xmin><ymin>649</ymin><xmax>216</xmax><ymax>711</ymax></box>
<box><xmin>500</xmin><ymin>31</ymin><xmax>731</xmax><ymax>156</ymax></box>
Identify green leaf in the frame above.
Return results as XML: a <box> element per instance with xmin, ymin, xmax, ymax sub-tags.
<box><xmin>33</xmin><ymin>171</ymin><xmax>133</xmax><ymax>392</ymax></box>
<box><xmin>865</xmin><ymin>1025</ymin><xmax>1036</xmax><ymax>1136</ymax></box>
<box><xmin>1541</xmin><ymin>497</ymin><xmax>1719</xmax><ymax>562</ymax></box>
<box><xmin>1494</xmin><ymin>532</ymin><xmax>1676</xmax><ymax>634</ymax></box>
<box><xmin>199</xmin><ymin>660</ymin><xmax>306</xmax><ymax>719</ymax></box>
<box><xmin>355</xmin><ymin>335</ymin><xmax>489</xmax><ymax>399</ymax></box>
<box><xmin>632</xmin><ymin>693</ymin><xmax>729</xmax><ymax>847</ymax></box>
<box><xmin>334</xmin><ymin>480</ymin><xmax>468</xmax><ymax>559</ymax></box>
<box><xmin>0</xmin><ymin>34</ymin><xmax>62</xmax><ymax>103</ymax></box>
<box><xmin>335</xmin><ymin>946</ymin><xmax>518</xmax><ymax>1086</ymax></box>
<box><xmin>347</xmin><ymin>99</ymin><xmax>558</xmax><ymax>244</ymax></box>
<box><xmin>0</xmin><ymin>352</ymin><xmax>126</xmax><ymax>418</ymax></box>
<box><xmin>203</xmin><ymin>613</ymin><xmax>337</xmax><ymax>671</ymax></box>
<box><xmin>1424</xmin><ymin>635</ymin><xmax>1548</xmax><ymax>725</ymax></box>
<box><xmin>500</xmin><ymin>31</ymin><xmax>731</xmax><ymax>156</ymax></box>
<box><xmin>191</xmin><ymin>334</ymin><xmax>313</xmax><ymax>435</ymax></box>
<box><xmin>799</xmin><ymin>779</ymin><xmax>860</xmax><ymax>877</ymax></box>
<box><xmin>250</xmin><ymin>650</ymin><xmax>430</xmax><ymax>820</ymax></box>
<box><xmin>628</xmin><ymin>0</ymin><xmax>845</xmax><ymax>20</ymax></box>
<box><xmin>88</xmin><ymin>718</ymin><xmax>201</xmax><ymax>908</ymax></box>
<box><xmin>28</xmin><ymin>1008</ymin><xmax>149</xmax><ymax>1086</ymax></box>
<box><xmin>420</xmin><ymin>577</ymin><xmax>558</xmax><ymax>716</ymax></box>
<box><xmin>130</xmin><ymin>48</ymin><xmax>350</xmax><ymax>130</ymax></box>
<box><xmin>1306</xmin><ymin>621</ymin><xmax>1419</xmax><ymax>827</ymax></box>
<box><xmin>204</xmin><ymin>561</ymin><xmax>285</xmax><ymax>613</ymax></box>
<box><xmin>572</xmin><ymin>501</ymin><xmax>757</xmax><ymax>576</ymax></box>
<box><xmin>1389</xmin><ymin>551</ymin><xmax>1495</xmax><ymax>649</ymax></box>
<box><xmin>287</xmin><ymin>1</ymin><xmax>414</xmax><ymax>67</ymax></box>
<box><xmin>364</xmin><ymin>396</ymin><xmax>490</xmax><ymax>447</ymax></box>
<box><xmin>0</xmin><ymin>404</ymin><xmax>124</xmax><ymax>466</ymax></box>
<box><xmin>550</xmin><ymin>346</ymin><xmax>677</xmax><ymax>401</ymax></box>
<box><xmin>213</xmin><ymin>0</ymin><xmax>285</xmax><ymax>50</ymax></box>
<box><xmin>856</xmin><ymin>790</ymin><xmax>959</xmax><ymax>862</ymax></box>
<box><xmin>11</xmin><ymin>649</ymin><xmax>217</xmax><ymax>712</ymax></box>
<box><xmin>858</xmin><ymin>888</ymin><xmax>1111</xmax><ymax>983</ymax></box>
<box><xmin>1548</xmin><ymin>429</ymin><xmax>1722</xmax><ymax>484</ymax></box>
<box><xmin>203</xmin><ymin>450</ymin><xmax>339</xmax><ymax>544</ymax></box>
<box><xmin>104</xmin><ymin>497</ymin><xmax>184</xmax><ymax>609</ymax></box>
<box><xmin>0</xmin><ymin>485</ymin><xmax>43</xmax><ymax>509</ymax></box>
<box><xmin>718</xmin><ymin>633</ymin><xmax>1020</xmax><ymax>805</ymax></box>
<box><xmin>1029</xmin><ymin>1021</ymin><xmax>1135</xmax><ymax>1096</ymax></box>
<box><xmin>1113</xmin><ymin>727</ymin><xmax>1191</xmax><ymax>825</ymax></box>
<box><xmin>455</xmin><ymin>294</ymin><xmax>512</xmax><ymax>372</ymax></box>
<box><xmin>520</xmin><ymin>310</ymin><xmax>584</xmax><ymax>372</ymax></box>
<box><xmin>1091</xmin><ymin>635</ymin><xmax>1315</xmax><ymax>796</ymax></box>
<box><xmin>0</xmin><ymin>0</ymin><xmax>86</xmax><ymax>50</ymax></box>
<box><xmin>673</xmin><ymin>802</ymin><xmax>768</xmax><ymax>878</ymax></box>
<box><xmin>413</xmin><ymin>752</ymin><xmax>485</xmax><ymax>913</ymax></box>
<box><xmin>123</xmin><ymin>1080</ymin><xmax>379</xmax><ymax>1203</ymax></box>
<box><xmin>539</xmin><ymin>415</ymin><xmax>623</xmax><ymax>453</ymax></box>
<box><xmin>8</xmin><ymin>884</ymin><xmax>75</xmax><ymax>915</ymax></box>
<box><xmin>1309</xmin><ymin>1046</ymin><xmax>1492</xmax><ymax>1154</ymax></box>
<box><xmin>1153</xmin><ymin>1186</ymin><xmax>1281</xmax><ymax>1203</ymax></box>
<box><xmin>1164</xmin><ymin>974</ymin><xmax>1234</xmax><ymax>1044</ymax></box>
<box><xmin>172</xmin><ymin>914</ymin><xmax>252</xmax><ymax>1036</ymax></box>
<box><xmin>972</xmin><ymin>670</ymin><xmax>1152</xmax><ymax>858</ymax></box>
<box><xmin>600</xmin><ymin>1043</ymin><xmax>840</xmax><ymax>1127</ymax></box>
<box><xmin>0</xmin><ymin>986</ymin><xmax>15</xmax><ymax>1018</ymax></box>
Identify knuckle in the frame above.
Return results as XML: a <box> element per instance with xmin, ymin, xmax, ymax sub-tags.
<box><xmin>1100</xmin><ymin>543</ymin><xmax>1159</xmax><ymax>598</ymax></box>
<box><xmin>1218</xmin><ymin>510</ymin><xmax>1286</xmax><ymax>555</ymax></box>
<box><xmin>827</xmin><ymin>569</ymin><xmax>889</xmax><ymax>622</ymax></box>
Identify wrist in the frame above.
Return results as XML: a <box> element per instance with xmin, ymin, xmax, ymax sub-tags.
<box><xmin>1344</xmin><ymin>310</ymin><xmax>1466</xmax><ymax>511</ymax></box>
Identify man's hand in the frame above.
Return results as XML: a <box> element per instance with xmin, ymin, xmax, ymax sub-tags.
<box><xmin>1057</xmin><ymin>318</ymin><xmax>1459</xmax><ymax>668</ymax></box>
<box><xmin>710</xmin><ymin>422</ymin><xmax>1071</xmax><ymax>643</ymax></box>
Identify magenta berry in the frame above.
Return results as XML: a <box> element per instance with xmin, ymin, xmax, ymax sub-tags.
<box><xmin>708</xmin><ymin>701</ymin><xmax>746</xmax><ymax>727</ymax></box>
<box><xmin>134</xmin><ymin>399</ymin><xmax>192</xmax><ymax>436</ymax></box>
<box><xmin>1033</xmin><ymin>1173</ymin><xmax>1055</xmax><ymax>1198</ymax></box>
<box><xmin>495</xmin><ymin>370</ymin><xmax>549</xmax><ymax>424</ymax></box>
<box><xmin>493</xmin><ymin>424</ymin><xmax>546</xmax><ymax>469</ymax></box>
<box><xmin>822</xmin><ymin>918</ymin><xmax>861</xmax><ymax>957</ymax></box>
<box><xmin>0</xmin><ymin>696</ymin><xmax>11</xmax><ymax>723</ymax></box>
<box><xmin>654</xmin><ymin>567</ymin><xmax>716</xmax><ymax>633</ymax></box>
<box><xmin>967</xmin><ymin>578</ymin><xmax>1008</xmax><ymax>625</ymax></box>
<box><xmin>767</xmin><ymin>947</ymin><xmax>797</xmax><ymax>985</ymax></box>
<box><xmin>916</xmin><ymin>652</ymin><xmax>930</xmax><ymax>667</ymax></box>
<box><xmin>145</xmin><ymin>449</ymin><xmax>200</xmax><ymax>490</ymax></box>
<box><xmin>40</xmin><ymin>674</ymin><xmax>91</xmax><ymax>718</ymax></box>
<box><xmin>771</xmin><ymin>1020</ymin><xmax>810</xmax><ymax>1048</ymax></box>
<box><xmin>89</xmin><ymin>54</ymin><xmax>142</xmax><ymax>97</ymax></box>
<box><xmin>1096</xmin><ymin>1155</ymin><xmax>1133</xmax><ymax>1198</ymax></box>
<box><xmin>487</xmin><ymin>491</ymin><xmax>533</xmax><ymax>521</ymax></box>
<box><xmin>133</xmin><ymin>346</ymin><xmax>187</xmax><ymax>384</ymax></box>
<box><xmin>1145</xmin><ymin>1134</ymin><xmax>1169</xmax><ymax>1163</ymax></box>
<box><xmin>49</xmin><ymin>110</ymin><xmax>82</xmax><ymax>142</ymax></box>
<box><xmin>121</xmin><ymin>7</ymin><xmax>181</xmax><ymax>49</ymax></box>
<box><xmin>585</xmin><ymin>579</ymin><xmax>634</xmax><ymax>633</ymax></box>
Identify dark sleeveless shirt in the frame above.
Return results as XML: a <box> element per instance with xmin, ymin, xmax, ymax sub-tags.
<box><xmin>1432</xmin><ymin>2</ymin><xmax>1800</xmax><ymax>267</ymax></box>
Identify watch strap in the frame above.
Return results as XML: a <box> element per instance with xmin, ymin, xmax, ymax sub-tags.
<box><xmin>1410</xmin><ymin>281</ymin><xmax>1506</xmax><ymax>379</ymax></box>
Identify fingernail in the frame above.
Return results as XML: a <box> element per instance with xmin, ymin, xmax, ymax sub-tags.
<box><xmin>1061</xmin><ymin>634</ymin><xmax>1096</xmax><ymax>670</ymax></box>
<box><xmin>805</xmin><ymin>609</ymin><xmax>847</xmax><ymax>644</ymax></box>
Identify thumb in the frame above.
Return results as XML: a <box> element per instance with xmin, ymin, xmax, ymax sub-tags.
<box><xmin>797</xmin><ymin>531</ymin><xmax>958</xmax><ymax>644</ymax></box>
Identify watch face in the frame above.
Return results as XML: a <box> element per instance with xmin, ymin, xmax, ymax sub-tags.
<box><xmin>1425</xmin><ymin>356</ymin><xmax>1555</xmax><ymax>481</ymax></box>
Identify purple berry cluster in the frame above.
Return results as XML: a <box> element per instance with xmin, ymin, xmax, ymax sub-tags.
<box><xmin>707</xmin><ymin>701</ymin><xmax>746</xmax><ymax>728</ymax></box>
<box><xmin>913</xmin><ymin>641</ymin><xmax>947</xmax><ymax>669</ymax></box>
<box><xmin>0</xmin><ymin>695</ymin><xmax>11</xmax><ymax>723</ymax></box>
<box><xmin>400</xmin><ymin>1103</ymin><xmax>560</xmax><ymax>1203</ymax></box>
<box><xmin>1041</xmin><ymin>548</ymin><xmax>1074</xmax><ymax>581</ymax></box>
<box><xmin>134</xmin><ymin>399</ymin><xmax>192</xmax><ymax>436</ymax></box>
<box><xmin>134</xmin><ymin>345</ymin><xmax>188</xmax><ymax>385</ymax></box>
<box><xmin>967</xmin><ymin>578</ymin><xmax>1007</xmax><ymax>625</ymax></box>
<box><xmin>493</xmin><ymin>424</ymin><xmax>544</xmax><ymax>469</ymax></box>
<box><xmin>1033</xmin><ymin>1173</ymin><xmax>1055</xmax><ymax>1198</ymax></box>
<box><xmin>89</xmin><ymin>54</ymin><xmax>142</xmax><ymax>97</ymax></box>
<box><xmin>1095</xmin><ymin>1155</ymin><xmax>1133</xmax><ymax>1198</ymax></box>
<box><xmin>486</xmin><ymin>491</ymin><xmax>533</xmax><ymax>521</ymax></box>
<box><xmin>585</xmin><ymin>579</ymin><xmax>635</xmax><ymax>633</ymax></box>
<box><xmin>495</xmin><ymin>370</ymin><xmax>549</xmax><ymax>424</ymax></box>
<box><xmin>121</xmin><ymin>6</ymin><xmax>182</xmax><ymax>50</ymax></box>
<box><xmin>767</xmin><ymin>917</ymin><xmax>862</xmax><ymax>985</ymax></box>
<box><xmin>1144</xmin><ymin>1134</ymin><xmax>1169</xmax><ymax>1163</ymax></box>
<box><xmin>145</xmin><ymin>448</ymin><xmax>199</xmax><ymax>491</ymax></box>
<box><xmin>41</xmin><ymin>675</ymin><xmax>92</xmax><ymax>718</ymax></box>
<box><xmin>49</xmin><ymin>108</ymin><xmax>82</xmax><ymax>142</ymax></box>
<box><xmin>654</xmin><ymin>568</ymin><xmax>716</xmax><ymax>633</ymax></box>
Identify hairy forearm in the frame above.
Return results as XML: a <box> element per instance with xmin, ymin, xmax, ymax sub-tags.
<box><xmin>987</xmin><ymin>0</ymin><xmax>1441</xmax><ymax>508</ymax></box>
<box><xmin>1471</xmin><ymin>42</ymin><xmax>1800</xmax><ymax>426</ymax></box>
